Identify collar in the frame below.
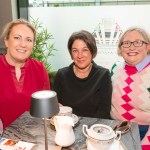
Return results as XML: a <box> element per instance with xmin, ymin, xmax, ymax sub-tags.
<box><xmin>2</xmin><ymin>54</ymin><xmax>28</xmax><ymax>69</ymax></box>
<box><xmin>124</xmin><ymin>55</ymin><xmax>150</xmax><ymax>72</ymax></box>
<box><xmin>136</xmin><ymin>55</ymin><xmax>150</xmax><ymax>72</ymax></box>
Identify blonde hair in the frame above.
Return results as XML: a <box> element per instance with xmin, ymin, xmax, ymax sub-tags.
<box><xmin>117</xmin><ymin>27</ymin><xmax>150</xmax><ymax>55</ymax></box>
<box><xmin>1</xmin><ymin>18</ymin><xmax>36</xmax><ymax>42</ymax></box>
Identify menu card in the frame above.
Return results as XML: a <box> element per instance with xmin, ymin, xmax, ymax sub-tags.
<box><xmin>0</xmin><ymin>138</ymin><xmax>35</xmax><ymax>150</ymax></box>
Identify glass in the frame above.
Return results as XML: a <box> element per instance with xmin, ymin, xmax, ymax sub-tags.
<box><xmin>0</xmin><ymin>118</ymin><xmax>3</xmax><ymax>139</ymax></box>
<box><xmin>121</xmin><ymin>40</ymin><xmax>147</xmax><ymax>48</ymax></box>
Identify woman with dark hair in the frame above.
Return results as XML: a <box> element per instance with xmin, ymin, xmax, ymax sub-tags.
<box><xmin>54</xmin><ymin>30</ymin><xmax>112</xmax><ymax>119</ymax></box>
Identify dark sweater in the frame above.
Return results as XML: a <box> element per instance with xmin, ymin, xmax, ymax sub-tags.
<box><xmin>54</xmin><ymin>61</ymin><xmax>112</xmax><ymax>119</ymax></box>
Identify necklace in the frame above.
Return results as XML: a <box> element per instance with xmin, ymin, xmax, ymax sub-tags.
<box><xmin>73</xmin><ymin>63</ymin><xmax>93</xmax><ymax>78</ymax></box>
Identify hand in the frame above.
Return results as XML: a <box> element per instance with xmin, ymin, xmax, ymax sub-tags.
<box><xmin>59</xmin><ymin>103</ymin><xmax>63</xmax><ymax>107</ymax></box>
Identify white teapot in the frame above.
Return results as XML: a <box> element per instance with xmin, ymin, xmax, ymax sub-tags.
<box><xmin>83</xmin><ymin>124</ymin><xmax>121</xmax><ymax>150</ymax></box>
<box><xmin>54</xmin><ymin>116</ymin><xmax>75</xmax><ymax>147</ymax></box>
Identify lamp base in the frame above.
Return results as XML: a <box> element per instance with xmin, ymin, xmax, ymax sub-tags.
<box><xmin>44</xmin><ymin>118</ymin><xmax>48</xmax><ymax>150</ymax></box>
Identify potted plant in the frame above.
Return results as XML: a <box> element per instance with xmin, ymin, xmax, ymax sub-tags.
<box><xmin>30</xmin><ymin>17</ymin><xmax>57</xmax><ymax>88</ymax></box>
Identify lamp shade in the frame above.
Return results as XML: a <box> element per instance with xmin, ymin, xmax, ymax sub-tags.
<box><xmin>30</xmin><ymin>90</ymin><xmax>59</xmax><ymax>118</ymax></box>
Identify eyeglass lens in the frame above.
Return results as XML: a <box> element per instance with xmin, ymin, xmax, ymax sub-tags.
<box><xmin>121</xmin><ymin>40</ymin><xmax>147</xmax><ymax>48</ymax></box>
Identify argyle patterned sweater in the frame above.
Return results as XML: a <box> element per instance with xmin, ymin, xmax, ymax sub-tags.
<box><xmin>110</xmin><ymin>61</ymin><xmax>150</xmax><ymax>149</ymax></box>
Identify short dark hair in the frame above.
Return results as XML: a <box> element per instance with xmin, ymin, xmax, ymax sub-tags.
<box><xmin>67</xmin><ymin>30</ymin><xmax>97</xmax><ymax>58</ymax></box>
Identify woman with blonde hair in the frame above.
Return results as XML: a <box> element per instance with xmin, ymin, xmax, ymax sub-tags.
<box><xmin>111</xmin><ymin>27</ymin><xmax>150</xmax><ymax>149</ymax></box>
<box><xmin>0</xmin><ymin>19</ymin><xmax>50</xmax><ymax>128</ymax></box>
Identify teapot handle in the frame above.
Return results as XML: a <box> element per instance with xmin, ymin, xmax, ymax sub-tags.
<box><xmin>115</xmin><ymin>131</ymin><xmax>121</xmax><ymax>141</ymax></box>
<box><xmin>54</xmin><ymin>116</ymin><xmax>58</xmax><ymax>131</ymax></box>
<box><xmin>82</xmin><ymin>125</ymin><xmax>88</xmax><ymax>138</ymax></box>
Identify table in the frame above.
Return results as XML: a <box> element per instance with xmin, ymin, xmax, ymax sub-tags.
<box><xmin>3</xmin><ymin>112</ymin><xmax>141</xmax><ymax>150</ymax></box>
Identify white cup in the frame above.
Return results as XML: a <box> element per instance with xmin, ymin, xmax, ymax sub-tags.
<box><xmin>58</xmin><ymin>106</ymin><xmax>73</xmax><ymax>117</ymax></box>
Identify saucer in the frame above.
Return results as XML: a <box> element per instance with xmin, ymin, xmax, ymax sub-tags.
<box><xmin>109</xmin><ymin>140</ymin><xmax>127</xmax><ymax>150</ymax></box>
<box><xmin>50</xmin><ymin>114</ymin><xmax>79</xmax><ymax>126</ymax></box>
<box><xmin>86</xmin><ymin>139</ymin><xmax>127</xmax><ymax>150</ymax></box>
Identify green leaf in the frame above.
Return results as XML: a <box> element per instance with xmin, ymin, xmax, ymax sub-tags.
<box><xmin>30</xmin><ymin>17</ymin><xmax>56</xmax><ymax>73</ymax></box>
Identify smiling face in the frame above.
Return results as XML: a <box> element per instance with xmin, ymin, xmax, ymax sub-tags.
<box><xmin>4</xmin><ymin>24</ymin><xmax>34</xmax><ymax>65</ymax></box>
<box><xmin>120</xmin><ymin>30</ymin><xmax>149</xmax><ymax>66</ymax></box>
<box><xmin>71</xmin><ymin>39</ymin><xmax>92</xmax><ymax>70</ymax></box>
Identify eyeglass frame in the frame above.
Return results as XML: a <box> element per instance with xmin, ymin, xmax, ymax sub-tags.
<box><xmin>121</xmin><ymin>40</ymin><xmax>148</xmax><ymax>48</ymax></box>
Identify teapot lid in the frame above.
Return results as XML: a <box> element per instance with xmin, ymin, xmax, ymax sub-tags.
<box><xmin>87</xmin><ymin>124</ymin><xmax>116</xmax><ymax>140</ymax></box>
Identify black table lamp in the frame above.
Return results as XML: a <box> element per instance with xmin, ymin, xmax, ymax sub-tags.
<box><xmin>30</xmin><ymin>90</ymin><xmax>59</xmax><ymax>150</ymax></box>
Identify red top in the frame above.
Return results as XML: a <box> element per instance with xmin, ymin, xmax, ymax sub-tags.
<box><xmin>0</xmin><ymin>55</ymin><xmax>50</xmax><ymax>128</ymax></box>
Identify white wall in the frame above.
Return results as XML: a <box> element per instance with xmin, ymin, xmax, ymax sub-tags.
<box><xmin>11</xmin><ymin>0</ymin><xmax>18</xmax><ymax>20</ymax></box>
<box><xmin>29</xmin><ymin>5</ymin><xmax>150</xmax><ymax>71</ymax></box>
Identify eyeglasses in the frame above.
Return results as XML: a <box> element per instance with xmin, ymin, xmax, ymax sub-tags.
<box><xmin>121</xmin><ymin>40</ymin><xmax>148</xmax><ymax>48</ymax></box>
<box><xmin>113</xmin><ymin>121</ymin><xmax>131</xmax><ymax>135</ymax></box>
